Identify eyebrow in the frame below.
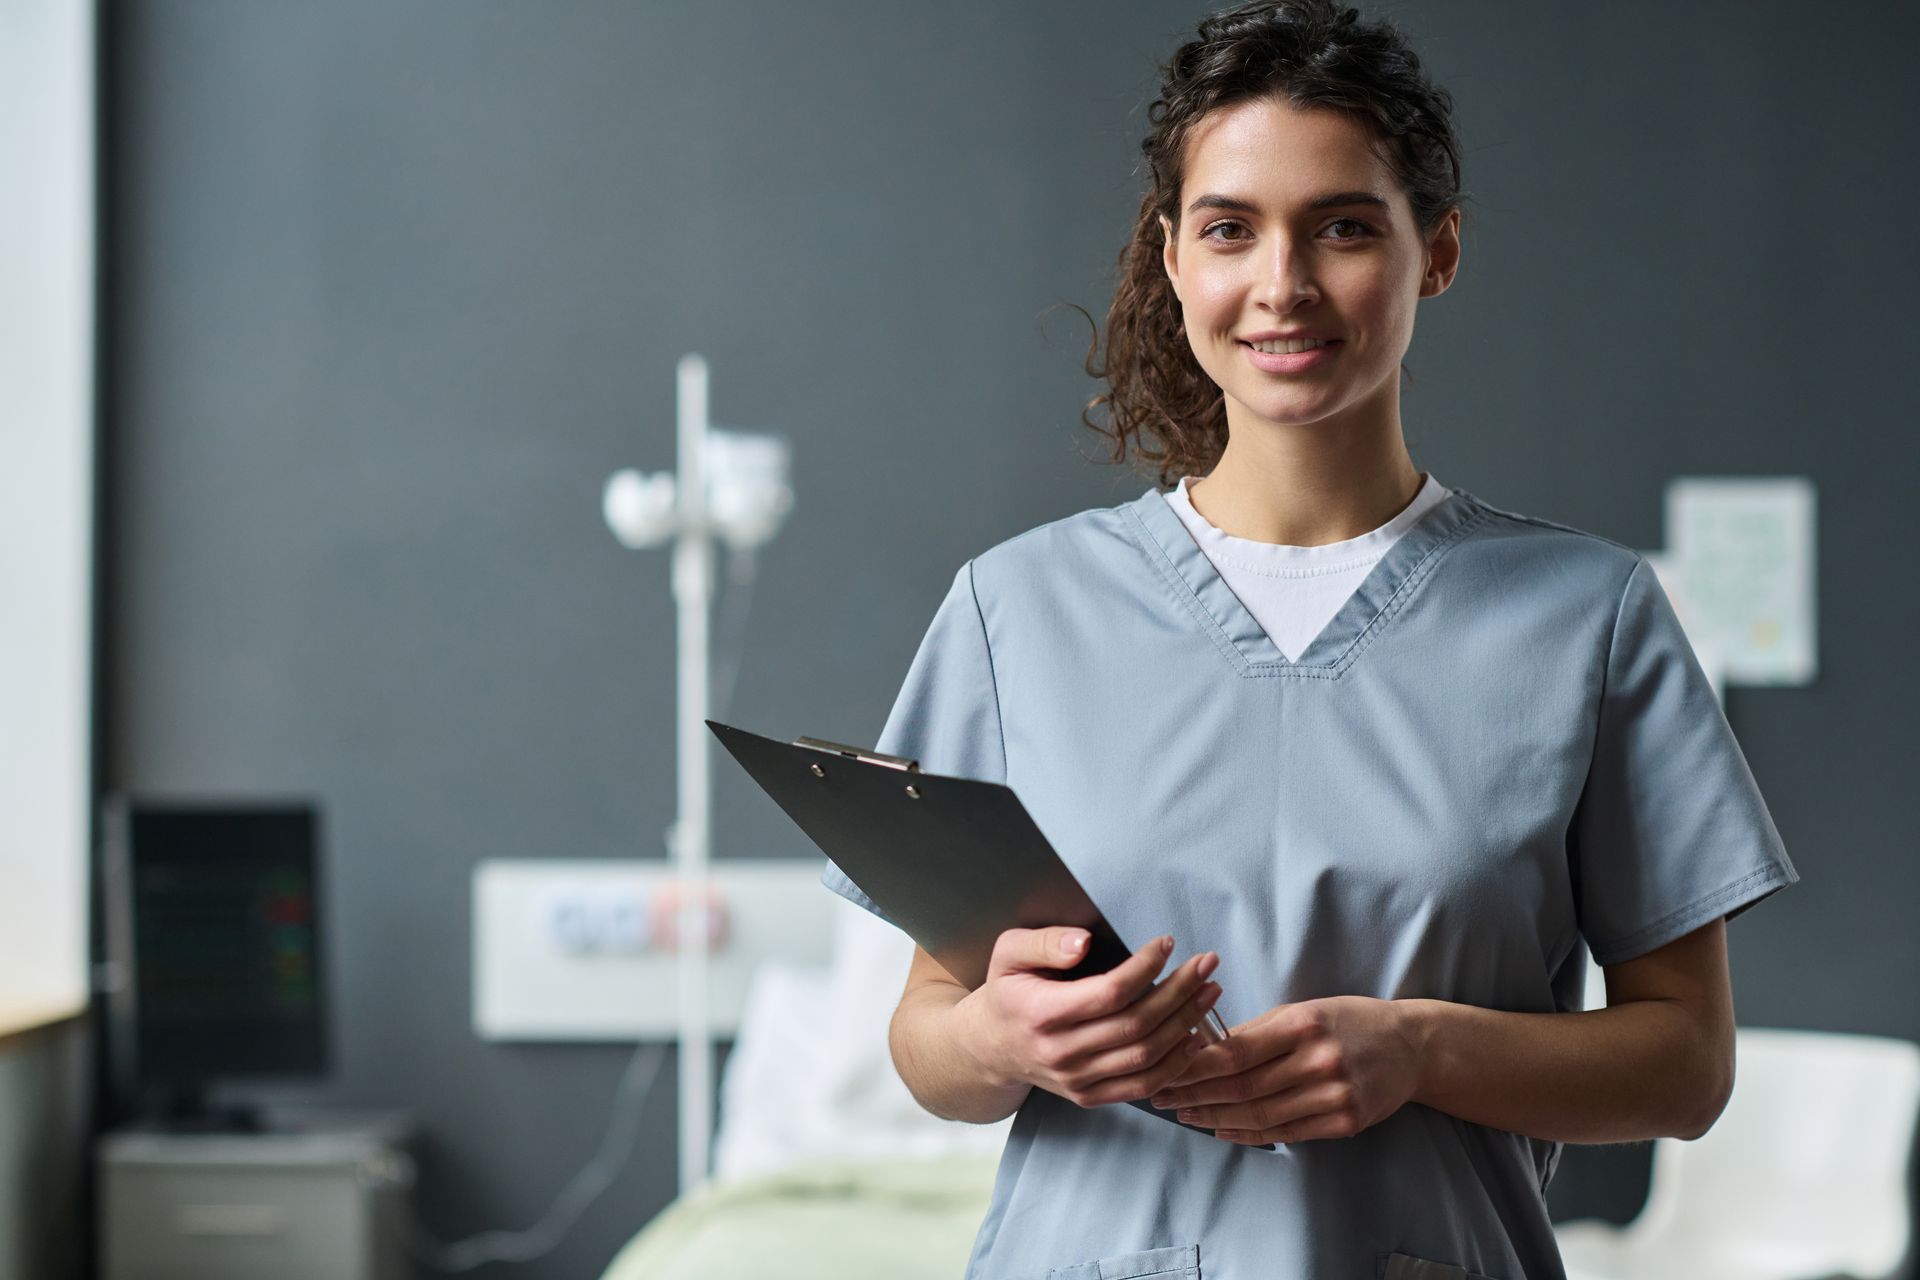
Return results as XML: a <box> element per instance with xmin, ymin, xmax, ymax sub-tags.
<box><xmin>1184</xmin><ymin>190</ymin><xmax>1391</xmax><ymax>217</ymax></box>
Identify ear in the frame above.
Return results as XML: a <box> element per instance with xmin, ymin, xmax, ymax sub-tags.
<box><xmin>1420</xmin><ymin>207</ymin><xmax>1462</xmax><ymax>299</ymax></box>
<box><xmin>1159</xmin><ymin>213</ymin><xmax>1180</xmax><ymax>301</ymax></box>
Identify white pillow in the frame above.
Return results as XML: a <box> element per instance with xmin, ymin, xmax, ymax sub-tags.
<box><xmin>714</xmin><ymin>893</ymin><xmax>1011</xmax><ymax>1182</ymax></box>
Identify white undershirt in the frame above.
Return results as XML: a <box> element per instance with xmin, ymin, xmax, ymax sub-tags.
<box><xmin>1163</xmin><ymin>472</ymin><xmax>1452</xmax><ymax>662</ymax></box>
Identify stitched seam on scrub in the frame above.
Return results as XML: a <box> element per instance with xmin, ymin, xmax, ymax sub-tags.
<box><xmin>1241</xmin><ymin>503</ymin><xmax>1490</xmax><ymax>682</ymax></box>
<box><xmin>1044</xmin><ymin>1247</ymin><xmax>1200</xmax><ymax>1279</ymax></box>
<box><xmin>1113</xmin><ymin>498</ymin><xmax>1482</xmax><ymax>679</ymax></box>
<box><xmin>1586</xmin><ymin>864</ymin><xmax>1794</xmax><ymax>965</ymax></box>
<box><xmin>964</xmin><ymin>557</ymin><xmax>1011</xmax><ymax>782</ymax></box>
<box><xmin>1300</xmin><ymin>504</ymin><xmax>1491</xmax><ymax>681</ymax></box>
<box><xmin>1120</xmin><ymin>503</ymin><xmax>1256</xmax><ymax>676</ymax></box>
<box><xmin>1566</xmin><ymin>554</ymin><xmax>1642</xmax><ymax>939</ymax></box>
<box><xmin>1461</xmin><ymin>499</ymin><xmax>1639</xmax><ymax>557</ymax></box>
<box><xmin>1121</xmin><ymin>501</ymin><xmax>1487</xmax><ymax>681</ymax></box>
<box><xmin>1121</xmin><ymin>498</ymin><xmax>1482</xmax><ymax>679</ymax></box>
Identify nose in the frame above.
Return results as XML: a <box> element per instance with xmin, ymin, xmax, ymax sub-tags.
<box><xmin>1259</xmin><ymin>238</ymin><xmax>1320</xmax><ymax>309</ymax></box>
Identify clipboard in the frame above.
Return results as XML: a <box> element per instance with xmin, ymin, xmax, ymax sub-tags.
<box><xmin>708</xmin><ymin>718</ymin><xmax>1269</xmax><ymax>1148</ymax></box>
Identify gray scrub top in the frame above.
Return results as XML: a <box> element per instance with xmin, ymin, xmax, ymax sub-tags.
<box><xmin>821</xmin><ymin>484</ymin><xmax>1798</xmax><ymax>1280</ymax></box>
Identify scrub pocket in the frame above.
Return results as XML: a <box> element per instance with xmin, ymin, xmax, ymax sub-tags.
<box><xmin>1044</xmin><ymin>1242</ymin><xmax>1201</xmax><ymax>1279</ymax></box>
<box><xmin>1377</xmin><ymin>1250</ymin><xmax>1498</xmax><ymax>1280</ymax></box>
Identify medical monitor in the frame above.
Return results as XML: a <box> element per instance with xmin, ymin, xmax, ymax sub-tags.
<box><xmin>100</xmin><ymin>798</ymin><xmax>328</xmax><ymax>1124</ymax></box>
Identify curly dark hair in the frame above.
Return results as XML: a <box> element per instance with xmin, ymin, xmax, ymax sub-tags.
<box><xmin>1068</xmin><ymin>0</ymin><xmax>1467</xmax><ymax>488</ymax></box>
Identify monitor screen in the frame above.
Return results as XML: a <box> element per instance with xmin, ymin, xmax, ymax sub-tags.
<box><xmin>103</xmin><ymin>801</ymin><xmax>327</xmax><ymax>1090</ymax></box>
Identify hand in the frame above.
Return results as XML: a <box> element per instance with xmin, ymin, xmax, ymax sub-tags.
<box><xmin>956</xmin><ymin>927</ymin><xmax>1223</xmax><ymax>1109</ymax></box>
<box><xmin>1148</xmin><ymin>995</ymin><xmax>1421</xmax><ymax>1145</ymax></box>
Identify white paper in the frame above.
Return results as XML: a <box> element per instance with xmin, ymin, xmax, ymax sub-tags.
<box><xmin>1663</xmin><ymin>477</ymin><xmax>1817</xmax><ymax>686</ymax></box>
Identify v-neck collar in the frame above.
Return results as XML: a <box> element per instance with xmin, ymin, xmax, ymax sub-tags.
<box><xmin>1119</xmin><ymin>482</ymin><xmax>1490</xmax><ymax>679</ymax></box>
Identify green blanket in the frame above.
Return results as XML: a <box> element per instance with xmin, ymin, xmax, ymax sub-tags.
<box><xmin>600</xmin><ymin>1153</ymin><xmax>1001</xmax><ymax>1280</ymax></box>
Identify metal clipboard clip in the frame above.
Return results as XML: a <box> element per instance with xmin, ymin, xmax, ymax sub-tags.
<box><xmin>791</xmin><ymin>736</ymin><xmax>921</xmax><ymax>773</ymax></box>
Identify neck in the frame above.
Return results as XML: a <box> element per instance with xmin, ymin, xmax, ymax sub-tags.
<box><xmin>1185</xmin><ymin>383</ymin><xmax>1423</xmax><ymax>546</ymax></box>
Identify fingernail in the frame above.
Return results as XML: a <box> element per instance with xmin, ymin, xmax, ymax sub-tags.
<box><xmin>1198</xmin><ymin>983</ymin><xmax>1220</xmax><ymax>1008</ymax></box>
<box><xmin>1197</xmin><ymin>952</ymin><xmax>1219</xmax><ymax>979</ymax></box>
<box><xmin>1160</xmin><ymin>936</ymin><xmax>1174</xmax><ymax>956</ymax></box>
<box><xmin>1151</xmin><ymin>1093</ymin><xmax>1174</xmax><ymax>1108</ymax></box>
<box><xmin>1177</xmin><ymin>1108</ymin><xmax>1199</xmax><ymax>1123</ymax></box>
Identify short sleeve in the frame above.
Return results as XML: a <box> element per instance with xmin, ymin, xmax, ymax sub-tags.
<box><xmin>819</xmin><ymin>559</ymin><xmax>1007</xmax><ymax>925</ymax></box>
<box><xmin>1569</xmin><ymin>556</ymin><xmax>1799</xmax><ymax>966</ymax></box>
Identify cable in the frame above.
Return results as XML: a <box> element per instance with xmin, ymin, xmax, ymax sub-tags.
<box><xmin>399</xmin><ymin>1038</ymin><xmax>669</xmax><ymax>1272</ymax></box>
<box><xmin>710</xmin><ymin>544</ymin><xmax>759</xmax><ymax>723</ymax></box>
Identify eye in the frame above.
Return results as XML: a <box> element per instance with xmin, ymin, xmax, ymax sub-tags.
<box><xmin>1197</xmin><ymin>217</ymin><xmax>1378</xmax><ymax>245</ymax></box>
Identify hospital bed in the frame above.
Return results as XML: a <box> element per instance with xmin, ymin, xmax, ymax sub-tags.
<box><xmin>598</xmin><ymin>892</ymin><xmax>1011</xmax><ymax>1279</ymax></box>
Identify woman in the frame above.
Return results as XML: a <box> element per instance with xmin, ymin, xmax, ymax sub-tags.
<box><xmin>821</xmin><ymin>2</ymin><xmax>1797</xmax><ymax>1276</ymax></box>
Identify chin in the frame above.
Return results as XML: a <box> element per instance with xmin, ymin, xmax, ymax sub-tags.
<box><xmin>1230</xmin><ymin>390</ymin><xmax>1341</xmax><ymax>428</ymax></box>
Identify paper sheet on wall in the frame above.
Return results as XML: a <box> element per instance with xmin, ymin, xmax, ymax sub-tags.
<box><xmin>1663</xmin><ymin>477</ymin><xmax>1817</xmax><ymax>687</ymax></box>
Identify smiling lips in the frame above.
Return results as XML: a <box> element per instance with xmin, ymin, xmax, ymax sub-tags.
<box><xmin>1242</xmin><ymin>336</ymin><xmax>1337</xmax><ymax>354</ymax></box>
<box><xmin>1239</xmin><ymin>338</ymin><xmax>1341</xmax><ymax>372</ymax></box>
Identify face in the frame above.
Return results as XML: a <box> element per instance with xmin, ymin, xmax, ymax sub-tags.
<box><xmin>1159</xmin><ymin>96</ymin><xmax>1460</xmax><ymax>436</ymax></box>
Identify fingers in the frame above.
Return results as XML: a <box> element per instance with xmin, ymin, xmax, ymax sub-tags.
<box><xmin>1063</xmin><ymin>979</ymin><xmax>1225</xmax><ymax>1106</ymax></box>
<box><xmin>1046</xmin><ymin>934</ymin><xmax>1174</xmax><ymax>1028</ymax></box>
<box><xmin>1180</xmin><ymin>1080</ymin><xmax>1358</xmax><ymax>1143</ymax></box>
<box><xmin>1124</xmin><ymin>949</ymin><xmax>1219</xmax><ymax>1038</ymax></box>
<box><xmin>987</xmin><ymin>925</ymin><xmax>1090</xmax><ymax>980</ymax></box>
<box><xmin>1219</xmin><ymin>1107</ymin><xmax>1359</xmax><ymax>1146</ymax></box>
<box><xmin>1057</xmin><ymin>950</ymin><xmax>1218</xmax><ymax>1057</ymax></box>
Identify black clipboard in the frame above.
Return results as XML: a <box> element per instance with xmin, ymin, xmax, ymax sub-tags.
<box><xmin>708</xmin><ymin>718</ymin><xmax>1269</xmax><ymax>1148</ymax></box>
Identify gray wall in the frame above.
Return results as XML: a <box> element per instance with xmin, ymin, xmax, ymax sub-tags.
<box><xmin>102</xmin><ymin>2</ymin><xmax>1918</xmax><ymax>1276</ymax></box>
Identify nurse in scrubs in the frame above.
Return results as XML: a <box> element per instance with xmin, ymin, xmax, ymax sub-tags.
<box><xmin>821</xmin><ymin>2</ymin><xmax>1798</xmax><ymax>1277</ymax></box>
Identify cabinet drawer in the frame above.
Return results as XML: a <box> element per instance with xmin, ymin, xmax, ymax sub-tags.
<box><xmin>102</xmin><ymin>1163</ymin><xmax>378</xmax><ymax>1280</ymax></box>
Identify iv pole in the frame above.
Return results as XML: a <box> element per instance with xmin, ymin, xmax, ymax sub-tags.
<box><xmin>671</xmin><ymin>355</ymin><xmax>713</xmax><ymax>1198</ymax></box>
<box><xmin>601</xmin><ymin>354</ymin><xmax>792</xmax><ymax>1196</ymax></box>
